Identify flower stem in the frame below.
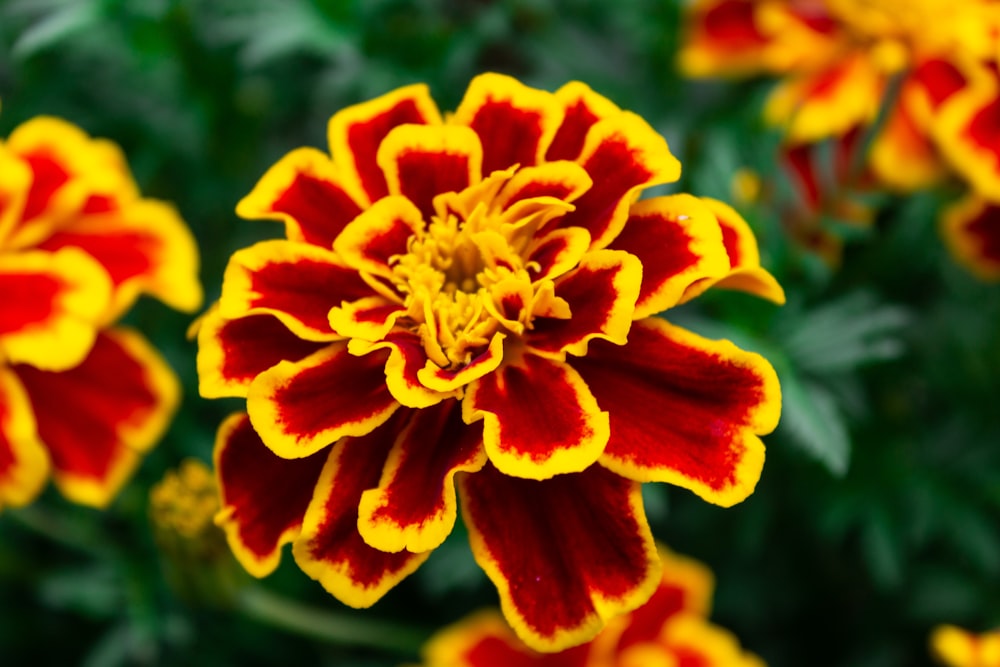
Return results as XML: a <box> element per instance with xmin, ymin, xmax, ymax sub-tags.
<box><xmin>235</xmin><ymin>585</ymin><xmax>431</xmax><ymax>656</ymax></box>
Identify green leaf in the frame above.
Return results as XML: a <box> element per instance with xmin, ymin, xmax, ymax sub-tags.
<box><xmin>11</xmin><ymin>1</ymin><xmax>100</xmax><ymax>58</ymax></box>
<box><xmin>776</xmin><ymin>366</ymin><xmax>851</xmax><ymax>476</ymax></box>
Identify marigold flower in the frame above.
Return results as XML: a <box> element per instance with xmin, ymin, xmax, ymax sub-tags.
<box><xmin>931</xmin><ymin>625</ymin><xmax>1000</xmax><ymax>667</ymax></box>
<box><xmin>941</xmin><ymin>193</ymin><xmax>1000</xmax><ymax>281</ymax></box>
<box><xmin>421</xmin><ymin>546</ymin><xmax>765</xmax><ymax>666</ymax></box>
<box><xmin>0</xmin><ymin>116</ymin><xmax>202</xmax><ymax>509</ymax></box>
<box><xmin>197</xmin><ymin>73</ymin><xmax>782</xmax><ymax>651</ymax></box>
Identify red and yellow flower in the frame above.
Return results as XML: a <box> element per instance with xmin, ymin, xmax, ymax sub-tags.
<box><xmin>421</xmin><ymin>546</ymin><xmax>765</xmax><ymax>667</ymax></box>
<box><xmin>931</xmin><ymin>625</ymin><xmax>1000</xmax><ymax>667</ymax></box>
<box><xmin>0</xmin><ymin>116</ymin><xmax>202</xmax><ymax>510</ymax></box>
<box><xmin>197</xmin><ymin>73</ymin><xmax>782</xmax><ymax>651</ymax></box>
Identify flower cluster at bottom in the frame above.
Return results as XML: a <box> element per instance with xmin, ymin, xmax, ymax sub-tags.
<box><xmin>196</xmin><ymin>72</ymin><xmax>783</xmax><ymax>651</ymax></box>
<box><xmin>0</xmin><ymin>116</ymin><xmax>202</xmax><ymax>510</ymax></box>
<box><xmin>421</xmin><ymin>546</ymin><xmax>764</xmax><ymax>667</ymax></box>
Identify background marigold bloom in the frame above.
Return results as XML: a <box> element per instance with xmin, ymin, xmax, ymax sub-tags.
<box><xmin>420</xmin><ymin>546</ymin><xmax>765</xmax><ymax>667</ymax></box>
<box><xmin>0</xmin><ymin>116</ymin><xmax>203</xmax><ymax>510</ymax></box>
<box><xmin>941</xmin><ymin>194</ymin><xmax>1000</xmax><ymax>281</ymax></box>
<box><xmin>198</xmin><ymin>72</ymin><xmax>782</xmax><ymax>651</ymax></box>
<box><xmin>931</xmin><ymin>625</ymin><xmax>1000</xmax><ymax>667</ymax></box>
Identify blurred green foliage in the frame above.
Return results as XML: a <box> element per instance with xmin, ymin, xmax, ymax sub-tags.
<box><xmin>2</xmin><ymin>1</ymin><xmax>1000</xmax><ymax>666</ymax></box>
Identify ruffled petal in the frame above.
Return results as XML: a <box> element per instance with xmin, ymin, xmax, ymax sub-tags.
<box><xmin>936</xmin><ymin>76</ymin><xmax>1000</xmax><ymax>201</ymax></box>
<box><xmin>214</xmin><ymin>412</ymin><xmax>327</xmax><ymax>577</ymax></box>
<box><xmin>677</xmin><ymin>0</ymin><xmax>772</xmax><ymax>77</ymax></box>
<box><xmin>327</xmin><ymin>83</ymin><xmax>443</xmax><ymax>204</ymax></box>
<box><xmin>14</xmin><ymin>327</ymin><xmax>180</xmax><ymax>507</ymax></box>
<box><xmin>609</xmin><ymin>194</ymin><xmax>731</xmax><ymax>319</ymax></box>
<box><xmin>458</xmin><ymin>463</ymin><xmax>660</xmax><ymax>652</ymax></box>
<box><xmin>493</xmin><ymin>161</ymin><xmax>593</xmax><ymax>214</ymax></box>
<box><xmin>941</xmin><ymin>193</ymin><xmax>1000</xmax><ymax>281</ymax></box>
<box><xmin>292</xmin><ymin>412</ymin><xmax>429</xmax><ymax>607</ymax></box>
<box><xmin>621</xmin><ymin>613</ymin><xmax>764</xmax><ymax>667</ymax></box>
<box><xmin>0</xmin><ymin>367</ymin><xmax>49</xmax><ymax>510</ymax></box>
<box><xmin>463</xmin><ymin>352</ymin><xmax>609</xmax><ymax>480</ymax></box>
<box><xmin>348</xmin><ymin>331</ymin><xmax>453</xmax><ymax>409</ymax></box>
<box><xmin>0</xmin><ymin>144</ymin><xmax>32</xmax><ymax>246</ymax></box>
<box><xmin>555</xmin><ymin>112</ymin><xmax>681</xmax><ymax>250</ymax></box>
<box><xmin>235</xmin><ymin>147</ymin><xmax>366</xmax><ymax>247</ymax></box>
<box><xmin>422</xmin><ymin>609</ymin><xmax>593</xmax><ymax>667</ymax></box>
<box><xmin>764</xmin><ymin>53</ymin><xmax>883</xmax><ymax>143</ymax></box>
<box><xmin>869</xmin><ymin>94</ymin><xmax>948</xmax><ymax>191</ymax></box>
<box><xmin>524</xmin><ymin>227</ymin><xmax>592</xmax><ymax>283</ymax></box>
<box><xmin>452</xmin><ymin>73</ymin><xmax>565</xmax><ymax>176</ymax></box>
<box><xmin>38</xmin><ymin>198</ymin><xmax>203</xmax><ymax>319</ymax></box>
<box><xmin>196</xmin><ymin>306</ymin><xmax>327</xmax><ymax>399</ymax></box>
<box><xmin>527</xmin><ymin>249</ymin><xmax>641</xmax><ymax>357</ymax></box>
<box><xmin>358</xmin><ymin>400</ymin><xmax>485</xmax><ymax>553</ymax></box>
<box><xmin>570</xmin><ymin>318</ymin><xmax>780</xmax><ymax>507</ymax></box>
<box><xmin>377</xmin><ymin>124</ymin><xmax>483</xmax><ymax>221</ymax></box>
<box><xmin>546</xmin><ymin>82</ymin><xmax>621</xmax><ymax>162</ymax></box>
<box><xmin>680</xmin><ymin>198</ymin><xmax>785</xmax><ymax>305</ymax></box>
<box><xmin>220</xmin><ymin>239</ymin><xmax>372</xmax><ymax>341</ymax></box>
<box><xmin>246</xmin><ymin>342</ymin><xmax>398</xmax><ymax>459</ymax></box>
<box><xmin>332</xmin><ymin>194</ymin><xmax>424</xmax><ymax>281</ymax></box>
<box><xmin>0</xmin><ymin>248</ymin><xmax>111</xmax><ymax>371</ymax></box>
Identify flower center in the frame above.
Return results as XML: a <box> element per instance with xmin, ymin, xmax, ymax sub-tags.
<box><xmin>388</xmin><ymin>169</ymin><xmax>572</xmax><ymax>370</ymax></box>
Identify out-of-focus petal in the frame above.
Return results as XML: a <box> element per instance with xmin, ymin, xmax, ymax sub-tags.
<box><xmin>459</xmin><ymin>463</ymin><xmax>660</xmax><ymax>652</ymax></box>
<box><xmin>246</xmin><ymin>342</ymin><xmax>398</xmax><ymax>459</ymax></box>
<box><xmin>214</xmin><ymin>412</ymin><xmax>327</xmax><ymax>577</ymax></box>
<box><xmin>0</xmin><ymin>367</ymin><xmax>49</xmax><ymax>510</ymax></box>
<box><xmin>941</xmin><ymin>193</ymin><xmax>1000</xmax><ymax>280</ymax></box>
<box><xmin>14</xmin><ymin>327</ymin><xmax>179</xmax><ymax>507</ymax></box>
<box><xmin>358</xmin><ymin>400</ymin><xmax>485</xmax><ymax>553</ymax></box>
<box><xmin>464</xmin><ymin>352</ymin><xmax>609</xmax><ymax>480</ymax></box>
<box><xmin>0</xmin><ymin>248</ymin><xmax>111</xmax><ymax>371</ymax></box>
<box><xmin>570</xmin><ymin>319</ymin><xmax>780</xmax><ymax>507</ymax></box>
<box><xmin>292</xmin><ymin>412</ymin><xmax>429</xmax><ymax>608</ymax></box>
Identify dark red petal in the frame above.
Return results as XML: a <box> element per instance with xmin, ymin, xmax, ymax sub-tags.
<box><xmin>292</xmin><ymin>411</ymin><xmax>429</xmax><ymax>607</ymax></box>
<box><xmin>197</xmin><ymin>307</ymin><xmax>328</xmax><ymax>399</ymax></box>
<box><xmin>328</xmin><ymin>84</ymin><xmax>442</xmax><ymax>203</ymax></box>
<box><xmin>0</xmin><ymin>368</ymin><xmax>49</xmax><ymax>510</ymax></box>
<box><xmin>14</xmin><ymin>328</ymin><xmax>179</xmax><ymax>507</ymax></box>
<box><xmin>459</xmin><ymin>463</ymin><xmax>660</xmax><ymax>651</ymax></box>
<box><xmin>214</xmin><ymin>412</ymin><xmax>328</xmax><ymax>577</ymax></box>
<box><xmin>235</xmin><ymin>147</ymin><xmax>366</xmax><ymax>247</ymax></box>
<box><xmin>358</xmin><ymin>400</ymin><xmax>485</xmax><ymax>553</ymax></box>
<box><xmin>247</xmin><ymin>342</ymin><xmax>398</xmax><ymax>459</ymax></box>
<box><xmin>569</xmin><ymin>318</ymin><xmax>780</xmax><ymax>507</ymax></box>
<box><xmin>546</xmin><ymin>82</ymin><xmax>621</xmax><ymax>162</ymax></box>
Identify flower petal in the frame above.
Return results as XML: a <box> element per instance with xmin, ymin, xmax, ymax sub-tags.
<box><xmin>458</xmin><ymin>463</ymin><xmax>660</xmax><ymax>652</ymax></box>
<box><xmin>247</xmin><ymin>342</ymin><xmax>398</xmax><ymax>459</ymax></box>
<box><xmin>377</xmin><ymin>124</ymin><xmax>483</xmax><ymax>221</ymax></box>
<box><xmin>680</xmin><ymin>198</ymin><xmax>785</xmax><ymax>305</ymax></box>
<box><xmin>609</xmin><ymin>194</ymin><xmax>731</xmax><ymax>319</ymax></box>
<box><xmin>453</xmin><ymin>73</ymin><xmax>565</xmax><ymax>175</ymax></box>
<box><xmin>556</xmin><ymin>112</ymin><xmax>681</xmax><ymax>250</ymax></box>
<box><xmin>39</xmin><ymin>198</ymin><xmax>203</xmax><ymax>319</ymax></box>
<box><xmin>463</xmin><ymin>352</ymin><xmax>609</xmax><ymax>480</ymax></box>
<box><xmin>494</xmin><ymin>161</ymin><xmax>593</xmax><ymax>213</ymax></box>
<box><xmin>348</xmin><ymin>331</ymin><xmax>454</xmax><ymax>409</ymax></box>
<box><xmin>235</xmin><ymin>147</ymin><xmax>366</xmax><ymax>247</ymax></box>
<box><xmin>332</xmin><ymin>195</ymin><xmax>424</xmax><ymax>280</ymax></box>
<box><xmin>358</xmin><ymin>400</ymin><xmax>485</xmax><ymax>553</ymax></box>
<box><xmin>328</xmin><ymin>83</ymin><xmax>443</xmax><ymax>204</ymax></box>
<box><xmin>0</xmin><ymin>367</ymin><xmax>49</xmax><ymax>510</ymax></box>
<box><xmin>220</xmin><ymin>239</ymin><xmax>371</xmax><ymax>341</ymax></box>
<box><xmin>0</xmin><ymin>144</ymin><xmax>32</xmax><ymax>246</ymax></box>
<box><xmin>937</xmin><ymin>76</ymin><xmax>1000</xmax><ymax>201</ymax></box>
<box><xmin>869</xmin><ymin>96</ymin><xmax>947</xmax><ymax>191</ymax></box>
<box><xmin>570</xmin><ymin>318</ymin><xmax>779</xmax><ymax>507</ymax></box>
<box><xmin>941</xmin><ymin>193</ymin><xmax>1000</xmax><ymax>281</ymax></box>
<box><xmin>422</xmin><ymin>609</ymin><xmax>593</xmax><ymax>667</ymax></box>
<box><xmin>677</xmin><ymin>0</ymin><xmax>771</xmax><ymax>77</ymax></box>
<box><xmin>527</xmin><ymin>249</ymin><xmax>641</xmax><ymax>357</ymax></box>
<box><xmin>0</xmin><ymin>248</ymin><xmax>111</xmax><ymax>371</ymax></box>
<box><xmin>546</xmin><ymin>82</ymin><xmax>621</xmax><ymax>162</ymax></box>
<box><xmin>614</xmin><ymin>546</ymin><xmax>716</xmax><ymax>653</ymax></box>
<box><xmin>525</xmin><ymin>227</ymin><xmax>592</xmax><ymax>283</ymax></box>
<box><xmin>214</xmin><ymin>412</ymin><xmax>327</xmax><ymax>577</ymax></box>
<box><xmin>14</xmin><ymin>327</ymin><xmax>180</xmax><ymax>507</ymax></box>
<box><xmin>292</xmin><ymin>412</ymin><xmax>429</xmax><ymax>607</ymax></box>
<box><xmin>764</xmin><ymin>54</ymin><xmax>883</xmax><ymax>143</ymax></box>
<box><xmin>196</xmin><ymin>306</ymin><xmax>327</xmax><ymax>399</ymax></box>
